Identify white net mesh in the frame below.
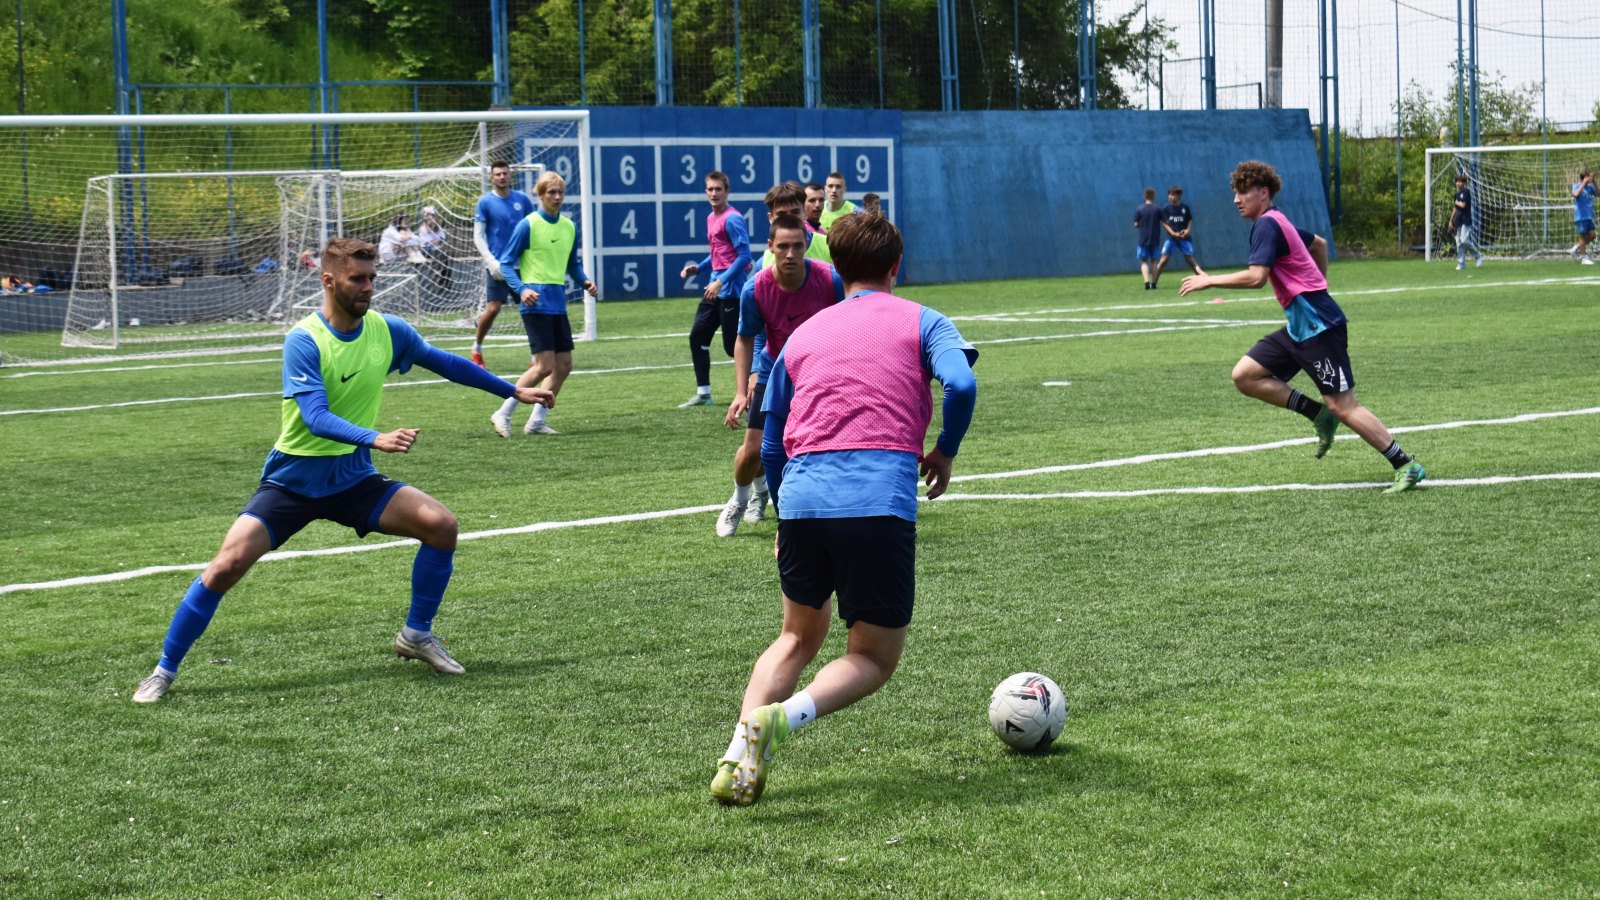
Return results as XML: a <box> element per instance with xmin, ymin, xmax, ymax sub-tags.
<box><xmin>0</xmin><ymin>112</ymin><xmax>590</xmax><ymax>364</ymax></box>
<box><xmin>1428</xmin><ymin>143</ymin><xmax>1600</xmax><ymax>261</ymax></box>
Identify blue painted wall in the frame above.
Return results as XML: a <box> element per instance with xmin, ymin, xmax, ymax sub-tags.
<box><xmin>564</xmin><ymin>106</ymin><xmax>1328</xmax><ymax>292</ymax></box>
<box><xmin>896</xmin><ymin>109</ymin><xmax>1330</xmax><ymax>284</ymax></box>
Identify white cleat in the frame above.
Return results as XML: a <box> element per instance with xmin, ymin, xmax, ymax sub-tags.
<box><xmin>716</xmin><ymin>496</ymin><xmax>748</xmax><ymax>537</ymax></box>
<box><xmin>490</xmin><ymin>411</ymin><xmax>513</xmax><ymax>438</ymax></box>
<box><xmin>132</xmin><ymin>670</ymin><xmax>174</xmax><ymax>704</ymax></box>
<box><xmin>678</xmin><ymin>394</ymin><xmax>712</xmax><ymax>408</ymax></box>
<box><xmin>1583</xmin><ymin>258</ymin><xmax>1595</xmax><ymax>266</ymax></box>
<box><xmin>744</xmin><ymin>491</ymin><xmax>769</xmax><ymax>523</ymax></box>
<box><xmin>394</xmin><ymin>631</ymin><xmax>466</xmax><ymax>675</ymax></box>
<box><xmin>523</xmin><ymin>422</ymin><xmax>560</xmax><ymax>435</ymax></box>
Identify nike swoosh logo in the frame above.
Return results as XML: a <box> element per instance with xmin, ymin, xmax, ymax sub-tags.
<box><xmin>291</xmin><ymin>374</ymin><xmax>310</xmax><ymax>382</ymax></box>
<box><xmin>340</xmin><ymin>372</ymin><xmax>358</xmax><ymax>383</ymax></box>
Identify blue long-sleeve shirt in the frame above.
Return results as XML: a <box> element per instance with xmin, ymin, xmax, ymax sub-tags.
<box><xmin>760</xmin><ymin>305</ymin><xmax>977</xmax><ymax>520</ymax></box>
<box><xmin>497</xmin><ymin>209</ymin><xmax>591</xmax><ymax>315</ymax></box>
<box><xmin>266</xmin><ymin>313</ymin><xmax>515</xmax><ymax>497</ymax></box>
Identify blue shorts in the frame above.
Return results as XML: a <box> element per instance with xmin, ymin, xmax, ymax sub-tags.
<box><xmin>1136</xmin><ymin>244</ymin><xmax>1160</xmax><ymax>260</ymax></box>
<box><xmin>1161</xmin><ymin>238</ymin><xmax>1196</xmax><ymax>258</ymax></box>
<box><xmin>1576</xmin><ymin>219</ymin><xmax>1595</xmax><ymax>237</ymax></box>
<box><xmin>778</xmin><ymin>516</ymin><xmax>916</xmax><ymax>629</ymax></box>
<box><xmin>485</xmin><ymin>271</ymin><xmax>515</xmax><ymax>304</ymax></box>
<box><xmin>520</xmin><ymin>311</ymin><xmax>575</xmax><ymax>354</ymax></box>
<box><xmin>240</xmin><ymin>475</ymin><xmax>405</xmax><ymax>549</ymax></box>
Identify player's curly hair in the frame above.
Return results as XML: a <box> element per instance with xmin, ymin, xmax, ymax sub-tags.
<box><xmin>1230</xmin><ymin>160</ymin><xmax>1282</xmax><ymax>198</ymax></box>
<box><xmin>322</xmin><ymin>237</ymin><xmax>377</xmax><ymax>272</ymax></box>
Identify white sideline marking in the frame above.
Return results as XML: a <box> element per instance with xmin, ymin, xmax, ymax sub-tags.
<box><xmin>974</xmin><ymin>321</ymin><xmax>1270</xmax><ymax>345</ymax></box>
<box><xmin>3</xmin><ymin>357</ymin><xmax>280</xmax><ymax>378</ymax></box>
<box><xmin>1042</xmin><ymin>381</ymin><xmax>1073</xmax><ymax>386</ymax></box>
<box><xmin>950</xmin><ymin>406</ymin><xmax>1600</xmax><ymax>483</ymax></box>
<box><xmin>0</xmin><ymin>360</ymin><xmax>721</xmax><ymax>416</ymax></box>
<box><xmin>0</xmin><ymin>504</ymin><xmax>725</xmax><ymax>596</ymax></box>
<box><xmin>937</xmin><ymin>471</ymin><xmax>1600</xmax><ymax>501</ymax></box>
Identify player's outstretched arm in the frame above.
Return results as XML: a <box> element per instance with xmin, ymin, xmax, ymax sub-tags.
<box><xmin>1179</xmin><ymin>265</ymin><xmax>1270</xmax><ymax>296</ymax></box>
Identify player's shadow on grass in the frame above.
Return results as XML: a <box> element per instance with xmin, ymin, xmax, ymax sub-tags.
<box><xmin>735</xmin><ymin>741</ymin><xmax>1145</xmax><ymax>818</ymax></box>
<box><xmin>176</xmin><ymin>651</ymin><xmax>583</xmax><ymax>698</ymax></box>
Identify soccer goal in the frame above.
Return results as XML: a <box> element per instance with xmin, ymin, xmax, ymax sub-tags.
<box><xmin>1425</xmin><ymin>141</ymin><xmax>1600</xmax><ymax>261</ymax></box>
<box><xmin>0</xmin><ymin>110</ymin><xmax>592</xmax><ymax>365</ymax></box>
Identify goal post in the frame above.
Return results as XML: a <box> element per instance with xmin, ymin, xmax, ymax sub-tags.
<box><xmin>1425</xmin><ymin>141</ymin><xmax>1600</xmax><ymax>262</ymax></box>
<box><xmin>0</xmin><ymin>109</ymin><xmax>593</xmax><ymax>365</ymax></box>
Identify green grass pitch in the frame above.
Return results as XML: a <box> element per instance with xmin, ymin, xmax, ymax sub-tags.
<box><xmin>2</xmin><ymin>259</ymin><xmax>1597</xmax><ymax>896</ymax></box>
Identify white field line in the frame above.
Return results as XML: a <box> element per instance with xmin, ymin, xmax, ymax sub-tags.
<box><xmin>975</xmin><ymin>316</ymin><xmax>1275</xmax><ymax>325</ymax></box>
<box><xmin>952</xmin><ymin>275</ymin><xmax>1600</xmax><ymax>322</ymax></box>
<box><xmin>950</xmin><ymin>406</ymin><xmax>1600</xmax><ymax>483</ymax></box>
<box><xmin>974</xmin><ymin>321</ymin><xmax>1270</xmax><ymax>345</ymax></box>
<box><xmin>6</xmin><ymin>406</ymin><xmax>1599</xmax><ymax>596</ymax></box>
<box><xmin>0</xmin><ymin>504</ymin><xmax>724</xmax><ymax>596</ymax></box>
<box><xmin>4</xmin><ymin>357</ymin><xmax>281</xmax><ymax>379</ymax></box>
<box><xmin>0</xmin><ymin>360</ymin><xmax>721</xmax><ymax>416</ymax></box>
<box><xmin>6</xmin><ymin>467</ymin><xmax>1596</xmax><ymax>596</ymax></box>
<box><xmin>938</xmin><ymin>471</ymin><xmax>1600</xmax><ymax>501</ymax></box>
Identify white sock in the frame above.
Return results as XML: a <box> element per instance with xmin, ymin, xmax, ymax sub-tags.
<box><xmin>697</xmin><ymin>385</ymin><xmax>711</xmax><ymax>397</ymax></box>
<box><xmin>781</xmin><ymin>691</ymin><xmax>818</xmax><ymax>733</ymax></box>
<box><xmin>401</xmin><ymin>625</ymin><xmax>430</xmax><ymax>643</ymax></box>
<box><xmin>722</xmin><ymin>722</ymin><xmax>748</xmax><ymax>762</ymax></box>
<box><xmin>754</xmin><ymin>475</ymin><xmax>769</xmax><ymax>497</ymax></box>
<box><xmin>528</xmin><ymin>403</ymin><xmax>548</xmax><ymax>425</ymax></box>
<box><xmin>733</xmin><ymin>482</ymin><xmax>751</xmax><ymax>504</ymax></box>
<box><xmin>472</xmin><ymin>341</ymin><xmax>483</xmax><ymax>353</ymax></box>
<box><xmin>497</xmin><ymin>396</ymin><xmax>518</xmax><ymax>418</ymax></box>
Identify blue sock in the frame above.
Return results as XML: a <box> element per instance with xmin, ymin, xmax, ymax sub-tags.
<box><xmin>158</xmin><ymin>577</ymin><xmax>225</xmax><ymax>675</ymax></box>
<box><xmin>406</xmin><ymin>545</ymin><xmax>455</xmax><ymax>633</ymax></box>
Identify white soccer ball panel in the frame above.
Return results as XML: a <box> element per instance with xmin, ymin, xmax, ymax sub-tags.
<box><xmin>988</xmin><ymin>671</ymin><xmax>1067</xmax><ymax>751</ymax></box>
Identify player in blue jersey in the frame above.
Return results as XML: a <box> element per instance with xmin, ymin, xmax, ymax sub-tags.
<box><xmin>489</xmin><ymin>170</ymin><xmax>597</xmax><ymax>436</ymax></box>
<box><xmin>1133</xmin><ymin>187</ymin><xmax>1164</xmax><ymax>289</ymax></box>
<box><xmin>1571</xmin><ymin>170</ymin><xmax>1596</xmax><ymax>264</ymax></box>
<box><xmin>709</xmin><ymin>211</ymin><xmax>978</xmax><ymax>805</ymax></box>
<box><xmin>470</xmin><ymin>160</ymin><xmax>538</xmax><ymax>365</ymax></box>
<box><xmin>678</xmin><ymin>171</ymin><xmax>752</xmax><ymax>408</ymax></box>
<box><xmin>1450</xmin><ymin>175</ymin><xmax>1484</xmax><ymax>270</ymax></box>
<box><xmin>132</xmin><ymin>238</ymin><xmax>556</xmax><ymax>704</ymax></box>
<box><xmin>1152</xmin><ymin>185</ymin><xmax>1206</xmax><ymax>287</ymax></box>
<box><xmin>1179</xmin><ymin>160</ymin><xmax>1424</xmax><ymax>494</ymax></box>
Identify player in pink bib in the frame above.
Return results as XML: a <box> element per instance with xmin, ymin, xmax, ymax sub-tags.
<box><xmin>1180</xmin><ymin>160</ymin><xmax>1425</xmax><ymax>494</ymax></box>
<box><xmin>709</xmin><ymin>211</ymin><xmax>978</xmax><ymax>806</ymax></box>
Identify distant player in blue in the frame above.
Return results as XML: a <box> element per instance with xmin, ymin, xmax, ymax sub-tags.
<box><xmin>1179</xmin><ymin>160</ymin><xmax>1424</xmax><ymax>495</ymax></box>
<box><xmin>1450</xmin><ymin>174</ymin><xmax>1484</xmax><ymax>271</ymax></box>
<box><xmin>1133</xmin><ymin>187</ymin><xmax>1164</xmax><ymax>289</ymax></box>
<box><xmin>470</xmin><ymin>160</ymin><xmax>537</xmax><ymax>365</ymax></box>
<box><xmin>489</xmin><ymin>170</ymin><xmax>598</xmax><ymax>437</ymax></box>
<box><xmin>1152</xmin><ymin>185</ymin><xmax>1206</xmax><ymax>287</ymax></box>
<box><xmin>709</xmin><ymin>210</ymin><xmax>978</xmax><ymax>806</ymax></box>
<box><xmin>1570</xmin><ymin>170</ymin><xmax>1596</xmax><ymax>265</ymax></box>
<box><xmin>132</xmin><ymin>238</ymin><xmax>556</xmax><ymax>704</ymax></box>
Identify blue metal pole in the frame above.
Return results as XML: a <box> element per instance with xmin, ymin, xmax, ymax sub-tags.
<box><xmin>937</xmin><ymin>0</ymin><xmax>958</xmax><ymax>111</ymax></box>
<box><xmin>489</xmin><ymin>0</ymin><xmax>507</xmax><ymax>106</ymax></box>
<box><xmin>876</xmin><ymin>0</ymin><xmax>885</xmax><ymax>109</ymax></box>
<box><xmin>1317</xmin><ymin>0</ymin><xmax>1329</xmax><ymax>199</ymax></box>
<box><xmin>653</xmin><ymin>0</ymin><xmax>673</xmax><ymax>106</ymax></box>
<box><xmin>1467</xmin><ymin>0</ymin><xmax>1479</xmax><ymax>147</ymax></box>
<box><xmin>578</xmin><ymin>0</ymin><xmax>587</xmax><ymax>106</ymax></box>
<box><xmin>14</xmin><ymin>0</ymin><xmax>27</xmax><ymax>226</ymax></box>
<box><xmin>1078</xmin><ymin>0</ymin><xmax>1097</xmax><ymax>110</ymax></box>
<box><xmin>317</xmin><ymin>0</ymin><xmax>332</xmax><ymax>168</ymax></box>
<box><xmin>802</xmin><ymin>0</ymin><xmax>820</xmax><ymax>108</ymax></box>
<box><xmin>1394</xmin><ymin>0</ymin><xmax>1402</xmax><ymax>249</ymax></box>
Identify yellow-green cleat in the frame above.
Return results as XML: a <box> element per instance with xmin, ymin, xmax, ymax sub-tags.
<box><xmin>710</xmin><ymin>760</ymin><xmax>739</xmax><ymax>805</ymax></box>
<box><xmin>733</xmin><ymin>703</ymin><xmax>790</xmax><ymax>806</ymax></box>
<box><xmin>1384</xmin><ymin>460</ymin><xmax>1426</xmax><ymax>494</ymax></box>
<box><xmin>1312</xmin><ymin>407</ymin><xmax>1340</xmax><ymax>459</ymax></box>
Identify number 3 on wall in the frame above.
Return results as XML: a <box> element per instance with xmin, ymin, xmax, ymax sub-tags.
<box><xmin>681</xmin><ymin>154</ymin><xmax>697</xmax><ymax>185</ymax></box>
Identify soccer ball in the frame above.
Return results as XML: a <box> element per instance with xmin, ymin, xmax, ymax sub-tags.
<box><xmin>988</xmin><ymin>672</ymin><xmax>1067</xmax><ymax>751</ymax></box>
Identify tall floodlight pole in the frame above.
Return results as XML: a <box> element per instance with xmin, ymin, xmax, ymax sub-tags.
<box><xmin>1394</xmin><ymin>0</ymin><xmax>1402</xmax><ymax>248</ymax></box>
<box><xmin>938</xmin><ymin>0</ymin><xmax>959</xmax><ymax>111</ymax></box>
<box><xmin>1266</xmin><ymin>0</ymin><xmax>1282</xmax><ymax>107</ymax></box>
<box><xmin>1078</xmin><ymin>0</ymin><xmax>1097</xmax><ymax>110</ymax></box>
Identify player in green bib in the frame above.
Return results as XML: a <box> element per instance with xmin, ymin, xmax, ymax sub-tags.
<box><xmin>490</xmin><ymin>170</ymin><xmax>597</xmax><ymax>436</ymax></box>
<box><xmin>818</xmin><ymin>171</ymin><xmax>857</xmax><ymax>232</ymax></box>
<box><xmin>132</xmin><ymin>238</ymin><xmax>555</xmax><ymax>704</ymax></box>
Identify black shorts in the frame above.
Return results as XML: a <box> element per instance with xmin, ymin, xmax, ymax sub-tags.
<box><xmin>1246</xmin><ymin>324</ymin><xmax>1355</xmax><ymax>395</ymax></box>
<box><xmin>239</xmin><ymin>475</ymin><xmax>405</xmax><ymax>549</ymax></box>
<box><xmin>778</xmin><ymin>516</ymin><xmax>916</xmax><ymax>629</ymax></box>
<box><xmin>746</xmin><ymin>381</ymin><xmax>768</xmax><ymax>431</ymax></box>
<box><xmin>485</xmin><ymin>272</ymin><xmax>514</xmax><ymax>304</ymax></box>
<box><xmin>521</xmin><ymin>312</ymin><xmax>575</xmax><ymax>355</ymax></box>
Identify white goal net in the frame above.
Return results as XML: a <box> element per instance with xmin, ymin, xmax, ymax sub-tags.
<box><xmin>1426</xmin><ymin>141</ymin><xmax>1600</xmax><ymax>262</ymax></box>
<box><xmin>0</xmin><ymin>110</ymin><xmax>592</xmax><ymax>365</ymax></box>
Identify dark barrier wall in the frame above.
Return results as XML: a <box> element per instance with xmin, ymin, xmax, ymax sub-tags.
<box><xmin>897</xmin><ymin>109</ymin><xmax>1331</xmax><ymax>284</ymax></box>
